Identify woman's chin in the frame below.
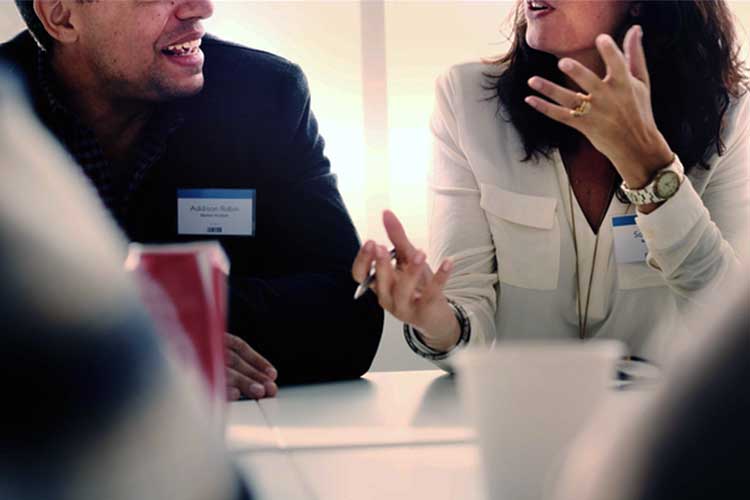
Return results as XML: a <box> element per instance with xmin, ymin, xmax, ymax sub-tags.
<box><xmin>525</xmin><ymin>33</ymin><xmax>556</xmax><ymax>55</ymax></box>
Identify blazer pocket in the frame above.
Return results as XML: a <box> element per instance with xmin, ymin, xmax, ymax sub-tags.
<box><xmin>617</xmin><ymin>261</ymin><xmax>666</xmax><ymax>290</ymax></box>
<box><xmin>480</xmin><ymin>184</ymin><xmax>560</xmax><ymax>290</ymax></box>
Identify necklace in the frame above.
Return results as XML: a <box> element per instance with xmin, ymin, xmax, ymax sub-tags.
<box><xmin>567</xmin><ymin>170</ymin><xmax>617</xmax><ymax>339</ymax></box>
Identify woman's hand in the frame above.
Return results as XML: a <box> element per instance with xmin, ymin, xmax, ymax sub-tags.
<box><xmin>351</xmin><ymin>210</ymin><xmax>461</xmax><ymax>351</ymax></box>
<box><xmin>524</xmin><ymin>25</ymin><xmax>674</xmax><ymax>190</ymax></box>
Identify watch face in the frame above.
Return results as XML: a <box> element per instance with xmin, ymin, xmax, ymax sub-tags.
<box><xmin>655</xmin><ymin>171</ymin><xmax>680</xmax><ymax>199</ymax></box>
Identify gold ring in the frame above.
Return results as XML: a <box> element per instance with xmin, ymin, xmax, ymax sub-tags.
<box><xmin>570</xmin><ymin>93</ymin><xmax>592</xmax><ymax>117</ymax></box>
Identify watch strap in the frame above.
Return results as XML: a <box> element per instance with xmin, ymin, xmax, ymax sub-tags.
<box><xmin>621</xmin><ymin>154</ymin><xmax>684</xmax><ymax>205</ymax></box>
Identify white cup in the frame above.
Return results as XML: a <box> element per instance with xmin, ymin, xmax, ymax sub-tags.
<box><xmin>456</xmin><ymin>340</ymin><xmax>624</xmax><ymax>500</ymax></box>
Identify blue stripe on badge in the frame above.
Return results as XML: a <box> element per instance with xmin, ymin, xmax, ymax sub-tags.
<box><xmin>177</xmin><ymin>189</ymin><xmax>255</xmax><ymax>199</ymax></box>
<box><xmin>612</xmin><ymin>214</ymin><xmax>638</xmax><ymax>227</ymax></box>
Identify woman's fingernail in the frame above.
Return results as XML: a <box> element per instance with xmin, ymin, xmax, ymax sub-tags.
<box><xmin>441</xmin><ymin>260</ymin><xmax>453</xmax><ymax>272</ymax></box>
<box><xmin>364</xmin><ymin>241</ymin><xmax>374</xmax><ymax>252</ymax></box>
<box><xmin>251</xmin><ymin>383</ymin><xmax>265</xmax><ymax>396</ymax></box>
<box><xmin>528</xmin><ymin>77</ymin><xmax>542</xmax><ymax>90</ymax></box>
<box><xmin>559</xmin><ymin>59</ymin><xmax>573</xmax><ymax>71</ymax></box>
<box><xmin>525</xmin><ymin>96</ymin><xmax>538</xmax><ymax>108</ymax></box>
<box><xmin>266</xmin><ymin>367</ymin><xmax>277</xmax><ymax>379</ymax></box>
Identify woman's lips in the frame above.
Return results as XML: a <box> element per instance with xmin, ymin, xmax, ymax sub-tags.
<box><xmin>527</xmin><ymin>0</ymin><xmax>556</xmax><ymax>19</ymax></box>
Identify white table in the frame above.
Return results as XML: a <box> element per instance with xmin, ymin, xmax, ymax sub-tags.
<box><xmin>225</xmin><ymin>370</ymin><xmax>652</xmax><ymax>500</ymax></box>
<box><xmin>226</xmin><ymin>370</ymin><xmax>484</xmax><ymax>500</ymax></box>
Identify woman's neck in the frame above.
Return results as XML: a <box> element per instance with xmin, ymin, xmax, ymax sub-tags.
<box><xmin>559</xmin><ymin>48</ymin><xmax>606</xmax><ymax>91</ymax></box>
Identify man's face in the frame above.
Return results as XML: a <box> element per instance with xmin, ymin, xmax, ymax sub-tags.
<box><xmin>70</xmin><ymin>0</ymin><xmax>214</xmax><ymax>101</ymax></box>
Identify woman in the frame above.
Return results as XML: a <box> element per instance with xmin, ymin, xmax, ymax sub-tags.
<box><xmin>352</xmin><ymin>0</ymin><xmax>749</xmax><ymax>370</ymax></box>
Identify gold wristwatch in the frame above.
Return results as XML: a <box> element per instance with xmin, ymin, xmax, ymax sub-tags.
<box><xmin>620</xmin><ymin>154</ymin><xmax>684</xmax><ymax>205</ymax></box>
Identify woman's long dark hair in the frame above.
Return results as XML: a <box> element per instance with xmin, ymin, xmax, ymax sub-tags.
<box><xmin>489</xmin><ymin>0</ymin><xmax>747</xmax><ymax>172</ymax></box>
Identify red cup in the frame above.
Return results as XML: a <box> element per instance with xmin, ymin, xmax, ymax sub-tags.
<box><xmin>125</xmin><ymin>242</ymin><xmax>229</xmax><ymax>422</ymax></box>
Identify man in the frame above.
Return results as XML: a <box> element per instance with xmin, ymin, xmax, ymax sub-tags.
<box><xmin>1</xmin><ymin>0</ymin><xmax>383</xmax><ymax>399</ymax></box>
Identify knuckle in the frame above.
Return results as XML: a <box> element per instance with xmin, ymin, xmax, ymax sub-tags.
<box><xmin>253</xmin><ymin>357</ymin><xmax>270</xmax><ymax>372</ymax></box>
<box><xmin>225</xmin><ymin>368</ymin><xmax>239</xmax><ymax>385</ymax></box>
<box><xmin>238</xmin><ymin>342</ymin><xmax>253</xmax><ymax>360</ymax></box>
<box><xmin>226</xmin><ymin>333</ymin><xmax>241</xmax><ymax>350</ymax></box>
<box><xmin>227</xmin><ymin>351</ymin><xmax>239</xmax><ymax>369</ymax></box>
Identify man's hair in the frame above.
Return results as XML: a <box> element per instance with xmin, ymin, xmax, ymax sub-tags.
<box><xmin>14</xmin><ymin>0</ymin><xmax>53</xmax><ymax>52</ymax></box>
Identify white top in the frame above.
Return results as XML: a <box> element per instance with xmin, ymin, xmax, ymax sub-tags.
<box><xmin>415</xmin><ymin>62</ymin><xmax>750</xmax><ymax>370</ymax></box>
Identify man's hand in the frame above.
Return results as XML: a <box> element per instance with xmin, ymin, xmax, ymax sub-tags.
<box><xmin>224</xmin><ymin>333</ymin><xmax>278</xmax><ymax>401</ymax></box>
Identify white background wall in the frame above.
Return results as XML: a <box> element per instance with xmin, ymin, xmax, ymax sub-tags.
<box><xmin>2</xmin><ymin>1</ymin><xmax>748</xmax><ymax>371</ymax></box>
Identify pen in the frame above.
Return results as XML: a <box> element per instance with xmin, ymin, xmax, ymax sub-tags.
<box><xmin>353</xmin><ymin>248</ymin><xmax>397</xmax><ymax>300</ymax></box>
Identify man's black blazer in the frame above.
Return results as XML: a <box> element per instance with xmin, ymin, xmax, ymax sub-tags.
<box><xmin>0</xmin><ymin>32</ymin><xmax>384</xmax><ymax>385</ymax></box>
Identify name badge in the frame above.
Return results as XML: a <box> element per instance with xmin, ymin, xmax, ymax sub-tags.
<box><xmin>612</xmin><ymin>214</ymin><xmax>648</xmax><ymax>263</ymax></box>
<box><xmin>177</xmin><ymin>189</ymin><xmax>255</xmax><ymax>236</ymax></box>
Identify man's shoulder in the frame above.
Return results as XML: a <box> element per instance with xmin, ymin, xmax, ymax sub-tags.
<box><xmin>193</xmin><ymin>35</ymin><xmax>311</xmax><ymax>121</ymax></box>
<box><xmin>0</xmin><ymin>30</ymin><xmax>35</xmax><ymax>56</ymax></box>
<box><xmin>201</xmin><ymin>35</ymin><xmax>304</xmax><ymax>86</ymax></box>
<box><xmin>0</xmin><ymin>31</ymin><xmax>38</xmax><ymax>78</ymax></box>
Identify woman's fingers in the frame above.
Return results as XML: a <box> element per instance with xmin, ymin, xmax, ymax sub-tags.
<box><xmin>557</xmin><ymin>57</ymin><xmax>602</xmax><ymax>93</ymax></box>
<box><xmin>352</xmin><ymin>240</ymin><xmax>376</xmax><ymax>283</ymax></box>
<box><xmin>373</xmin><ymin>245</ymin><xmax>396</xmax><ymax>309</ymax></box>
<box><xmin>528</xmin><ymin>76</ymin><xmax>581</xmax><ymax>108</ymax></box>
<box><xmin>383</xmin><ymin>210</ymin><xmax>416</xmax><ymax>262</ymax></box>
<box><xmin>392</xmin><ymin>250</ymin><xmax>426</xmax><ymax>315</ymax></box>
<box><xmin>421</xmin><ymin>259</ymin><xmax>453</xmax><ymax>304</ymax></box>
<box><xmin>595</xmin><ymin>34</ymin><xmax>629</xmax><ymax>83</ymax></box>
<box><xmin>524</xmin><ymin>96</ymin><xmax>581</xmax><ymax>128</ymax></box>
<box><xmin>624</xmin><ymin>25</ymin><xmax>649</xmax><ymax>86</ymax></box>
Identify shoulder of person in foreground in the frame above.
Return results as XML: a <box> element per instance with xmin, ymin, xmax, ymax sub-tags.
<box><xmin>0</xmin><ymin>67</ymin><xmax>252</xmax><ymax>500</ymax></box>
<box><xmin>553</xmin><ymin>270</ymin><xmax>750</xmax><ymax>500</ymax></box>
<box><xmin>0</xmin><ymin>31</ymin><xmax>41</xmax><ymax>94</ymax></box>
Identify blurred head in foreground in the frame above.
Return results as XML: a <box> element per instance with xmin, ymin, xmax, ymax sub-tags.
<box><xmin>554</xmin><ymin>271</ymin><xmax>750</xmax><ymax>500</ymax></box>
<box><xmin>0</xmin><ymin>68</ymin><xmax>247</xmax><ymax>500</ymax></box>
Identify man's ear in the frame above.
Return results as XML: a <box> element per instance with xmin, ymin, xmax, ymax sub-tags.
<box><xmin>34</xmin><ymin>0</ymin><xmax>78</xmax><ymax>45</ymax></box>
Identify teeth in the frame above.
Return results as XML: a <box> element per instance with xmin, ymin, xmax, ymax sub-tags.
<box><xmin>165</xmin><ymin>38</ymin><xmax>201</xmax><ymax>55</ymax></box>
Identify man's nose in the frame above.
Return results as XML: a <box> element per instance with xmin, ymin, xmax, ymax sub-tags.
<box><xmin>175</xmin><ymin>0</ymin><xmax>214</xmax><ymax>21</ymax></box>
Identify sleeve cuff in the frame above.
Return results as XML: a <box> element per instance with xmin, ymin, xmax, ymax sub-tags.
<box><xmin>636</xmin><ymin>177</ymin><xmax>707</xmax><ymax>251</ymax></box>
